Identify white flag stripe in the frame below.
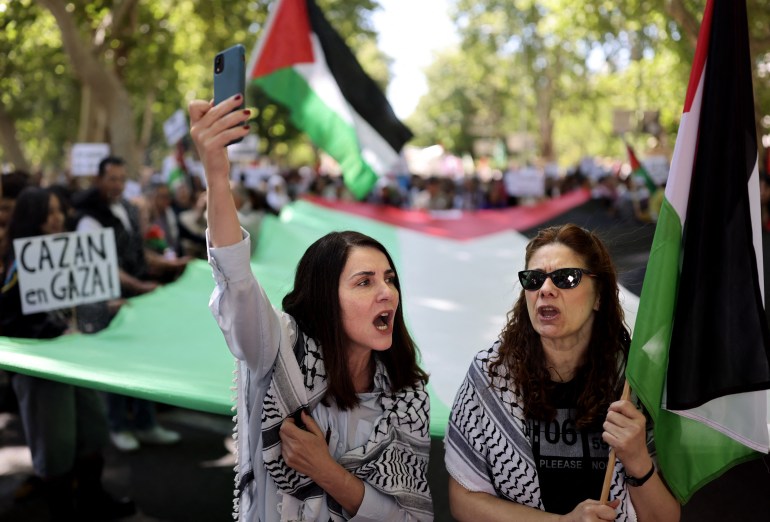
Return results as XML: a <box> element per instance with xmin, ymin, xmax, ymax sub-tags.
<box><xmin>665</xmin><ymin>67</ymin><xmax>704</xmax><ymax>224</ymax></box>
<box><xmin>296</xmin><ymin>36</ymin><xmax>355</xmax><ymax>126</ymax></box>
<box><xmin>296</xmin><ymin>36</ymin><xmax>402</xmax><ymax>175</ymax></box>
<box><xmin>672</xmin><ymin>388</ymin><xmax>769</xmax><ymax>452</ymax></box>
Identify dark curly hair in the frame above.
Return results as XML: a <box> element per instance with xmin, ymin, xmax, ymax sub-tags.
<box><xmin>489</xmin><ymin>224</ymin><xmax>630</xmax><ymax>428</ymax></box>
<box><xmin>282</xmin><ymin>231</ymin><xmax>428</xmax><ymax>410</ymax></box>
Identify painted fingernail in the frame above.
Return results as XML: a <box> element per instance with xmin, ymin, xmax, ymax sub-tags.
<box><xmin>244</xmin><ymin>107</ymin><xmax>258</xmax><ymax>120</ymax></box>
<box><xmin>234</xmin><ymin>93</ymin><xmax>242</xmax><ymax>100</ymax></box>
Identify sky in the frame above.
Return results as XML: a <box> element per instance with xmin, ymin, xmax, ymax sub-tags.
<box><xmin>371</xmin><ymin>0</ymin><xmax>458</xmax><ymax>120</ymax></box>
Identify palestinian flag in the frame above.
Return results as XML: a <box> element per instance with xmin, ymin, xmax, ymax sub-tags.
<box><xmin>247</xmin><ymin>0</ymin><xmax>412</xmax><ymax>199</ymax></box>
<box><xmin>0</xmin><ymin>190</ymin><xmax>600</xmax><ymax>437</ymax></box>
<box><xmin>624</xmin><ymin>140</ymin><xmax>658</xmax><ymax>194</ymax></box>
<box><xmin>626</xmin><ymin>0</ymin><xmax>770</xmax><ymax>504</ymax></box>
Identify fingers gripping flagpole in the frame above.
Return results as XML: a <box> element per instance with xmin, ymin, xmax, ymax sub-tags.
<box><xmin>600</xmin><ymin>380</ymin><xmax>631</xmax><ymax>504</ymax></box>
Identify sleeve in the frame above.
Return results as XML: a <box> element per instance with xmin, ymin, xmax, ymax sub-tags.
<box><xmin>350</xmin><ymin>483</ymin><xmax>427</xmax><ymax>522</ymax></box>
<box><xmin>76</xmin><ymin>216</ymin><xmax>103</xmax><ymax>233</ymax></box>
<box><xmin>207</xmin><ymin>229</ymin><xmax>291</xmax><ymax>380</ymax></box>
<box><xmin>443</xmin><ymin>361</ymin><xmax>498</xmax><ymax>496</ymax></box>
<box><xmin>0</xmin><ymin>265</ymin><xmax>67</xmax><ymax>339</ymax></box>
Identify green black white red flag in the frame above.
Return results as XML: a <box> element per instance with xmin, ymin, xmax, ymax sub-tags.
<box><xmin>627</xmin><ymin>0</ymin><xmax>770</xmax><ymax>503</ymax></box>
<box><xmin>624</xmin><ymin>140</ymin><xmax>658</xmax><ymax>194</ymax></box>
<box><xmin>247</xmin><ymin>0</ymin><xmax>412</xmax><ymax>199</ymax></box>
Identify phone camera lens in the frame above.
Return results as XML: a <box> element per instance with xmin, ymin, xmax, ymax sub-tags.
<box><xmin>215</xmin><ymin>55</ymin><xmax>224</xmax><ymax>74</ymax></box>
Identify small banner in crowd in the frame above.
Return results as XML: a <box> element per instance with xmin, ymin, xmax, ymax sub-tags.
<box><xmin>163</xmin><ymin>109</ymin><xmax>188</xmax><ymax>147</ymax></box>
<box><xmin>70</xmin><ymin>143</ymin><xmax>111</xmax><ymax>176</ymax></box>
<box><xmin>13</xmin><ymin>229</ymin><xmax>121</xmax><ymax>314</ymax></box>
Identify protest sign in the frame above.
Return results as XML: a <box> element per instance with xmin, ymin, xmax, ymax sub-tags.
<box><xmin>71</xmin><ymin>143</ymin><xmax>110</xmax><ymax>176</ymax></box>
<box><xmin>504</xmin><ymin>166</ymin><xmax>546</xmax><ymax>198</ymax></box>
<box><xmin>13</xmin><ymin>229</ymin><xmax>121</xmax><ymax>314</ymax></box>
<box><xmin>163</xmin><ymin>109</ymin><xmax>188</xmax><ymax>146</ymax></box>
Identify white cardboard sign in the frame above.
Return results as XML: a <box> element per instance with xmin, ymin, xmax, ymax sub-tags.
<box><xmin>71</xmin><ymin>143</ymin><xmax>111</xmax><ymax>177</ymax></box>
<box><xmin>505</xmin><ymin>167</ymin><xmax>546</xmax><ymax>198</ymax></box>
<box><xmin>163</xmin><ymin>109</ymin><xmax>188</xmax><ymax>146</ymax></box>
<box><xmin>13</xmin><ymin>229</ymin><xmax>121</xmax><ymax>314</ymax></box>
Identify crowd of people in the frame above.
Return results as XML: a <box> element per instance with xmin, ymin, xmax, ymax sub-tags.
<box><xmin>0</xmin><ymin>158</ymin><xmax>206</xmax><ymax>519</ymax></box>
<box><xmin>0</xmin><ymin>122</ymin><xmax>684</xmax><ymax>521</ymax></box>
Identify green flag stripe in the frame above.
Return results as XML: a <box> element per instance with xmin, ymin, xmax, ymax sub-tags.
<box><xmin>627</xmin><ymin>196</ymin><xmax>682</xmax><ymax>424</ymax></box>
<box><xmin>254</xmin><ymin>68</ymin><xmax>377</xmax><ymax>199</ymax></box>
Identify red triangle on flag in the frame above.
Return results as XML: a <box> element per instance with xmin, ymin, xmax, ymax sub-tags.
<box><xmin>626</xmin><ymin>143</ymin><xmax>642</xmax><ymax>171</ymax></box>
<box><xmin>250</xmin><ymin>0</ymin><xmax>314</xmax><ymax>79</ymax></box>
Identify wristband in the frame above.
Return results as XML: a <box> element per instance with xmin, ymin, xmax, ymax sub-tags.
<box><xmin>624</xmin><ymin>462</ymin><xmax>655</xmax><ymax>487</ymax></box>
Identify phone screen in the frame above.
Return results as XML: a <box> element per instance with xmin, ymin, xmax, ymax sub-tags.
<box><xmin>213</xmin><ymin>44</ymin><xmax>246</xmax><ymax>144</ymax></box>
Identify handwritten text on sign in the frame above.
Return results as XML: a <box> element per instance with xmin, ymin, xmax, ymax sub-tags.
<box><xmin>13</xmin><ymin>229</ymin><xmax>121</xmax><ymax>314</ymax></box>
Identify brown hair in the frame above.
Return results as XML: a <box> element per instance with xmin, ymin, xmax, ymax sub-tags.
<box><xmin>282</xmin><ymin>231</ymin><xmax>428</xmax><ymax>410</ymax></box>
<box><xmin>490</xmin><ymin>224</ymin><xmax>630</xmax><ymax>428</ymax></box>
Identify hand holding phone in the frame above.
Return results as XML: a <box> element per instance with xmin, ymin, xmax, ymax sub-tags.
<box><xmin>213</xmin><ymin>44</ymin><xmax>246</xmax><ymax>145</ymax></box>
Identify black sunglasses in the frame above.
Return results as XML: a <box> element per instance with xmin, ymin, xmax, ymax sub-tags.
<box><xmin>518</xmin><ymin>267</ymin><xmax>596</xmax><ymax>291</ymax></box>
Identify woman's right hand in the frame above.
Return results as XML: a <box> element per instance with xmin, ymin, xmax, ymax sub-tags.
<box><xmin>560</xmin><ymin>499</ymin><xmax>620</xmax><ymax>522</ymax></box>
<box><xmin>189</xmin><ymin>96</ymin><xmax>251</xmax><ymax>247</ymax></box>
<box><xmin>188</xmin><ymin>96</ymin><xmax>250</xmax><ymax>186</ymax></box>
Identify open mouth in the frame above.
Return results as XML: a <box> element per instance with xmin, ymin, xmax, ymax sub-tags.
<box><xmin>374</xmin><ymin>312</ymin><xmax>391</xmax><ymax>331</ymax></box>
<box><xmin>538</xmin><ymin>306</ymin><xmax>559</xmax><ymax>320</ymax></box>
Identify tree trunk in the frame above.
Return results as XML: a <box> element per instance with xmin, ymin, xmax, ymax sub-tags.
<box><xmin>0</xmin><ymin>103</ymin><xmax>31</xmax><ymax>172</ymax></box>
<box><xmin>138</xmin><ymin>89</ymin><xmax>156</xmax><ymax>157</ymax></box>
<box><xmin>77</xmin><ymin>85</ymin><xmax>108</xmax><ymax>143</ymax></box>
<box><xmin>535</xmin><ymin>72</ymin><xmax>556</xmax><ymax>162</ymax></box>
<box><xmin>37</xmin><ymin>0</ymin><xmax>140</xmax><ymax>178</ymax></box>
<box><xmin>664</xmin><ymin>0</ymin><xmax>699</xmax><ymax>53</ymax></box>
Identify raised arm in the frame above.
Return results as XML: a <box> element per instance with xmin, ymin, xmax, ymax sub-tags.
<box><xmin>188</xmin><ymin>95</ymin><xmax>250</xmax><ymax>248</ymax></box>
<box><xmin>190</xmin><ymin>96</ymin><xmax>285</xmax><ymax>378</ymax></box>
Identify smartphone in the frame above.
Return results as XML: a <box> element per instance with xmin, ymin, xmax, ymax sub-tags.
<box><xmin>213</xmin><ymin>44</ymin><xmax>246</xmax><ymax>144</ymax></box>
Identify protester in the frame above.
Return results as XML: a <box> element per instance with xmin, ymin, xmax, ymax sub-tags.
<box><xmin>0</xmin><ymin>187</ymin><xmax>136</xmax><ymax>520</ymax></box>
<box><xmin>445</xmin><ymin>224</ymin><xmax>680</xmax><ymax>521</ymax></box>
<box><xmin>0</xmin><ymin>170</ymin><xmax>31</xmax><ymax>267</ymax></box>
<box><xmin>72</xmin><ymin>156</ymin><xmax>182</xmax><ymax>452</ymax></box>
<box><xmin>189</xmin><ymin>95</ymin><xmax>433</xmax><ymax>521</ymax></box>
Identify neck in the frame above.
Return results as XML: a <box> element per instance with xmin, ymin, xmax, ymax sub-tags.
<box><xmin>541</xmin><ymin>337</ymin><xmax>590</xmax><ymax>383</ymax></box>
<box><xmin>348</xmin><ymin>351</ymin><xmax>374</xmax><ymax>393</ymax></box>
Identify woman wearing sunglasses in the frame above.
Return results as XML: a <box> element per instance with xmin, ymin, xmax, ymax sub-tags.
<box><xmin>445</xmin><ymin>224</ymin><xmax>680</xmax><ymax>521</ymax></box>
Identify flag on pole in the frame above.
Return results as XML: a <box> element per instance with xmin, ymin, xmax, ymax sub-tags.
<box><xmin>624</xmin><ymin>140</ymin><xmax>658</xmax><ymax>194</ymax></box>
<box><xmin>247</xmin><ymin>0</ymin><xmax>412</xmax><ymax>200</ymax></box>
<box><xmin>626</xmin><ymin>0</ymin><xmax>770</xmax><ymax>503</ymax></box>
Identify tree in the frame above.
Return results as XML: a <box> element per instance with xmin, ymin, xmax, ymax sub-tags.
<box><xmin>1</xmin><ymin>0</ymin><xmax>388</xmax><ymax>176</ymax></box>
<box><xmin>409</xmin><ymin>0</ymin><xmax>770</xmax><ymax>167</ymax></box>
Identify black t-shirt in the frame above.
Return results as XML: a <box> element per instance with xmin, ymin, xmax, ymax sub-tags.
<box><xmin>525</xmin><ymin>380</ymin><xmax>610</xmax><ymax>515</ymax></box>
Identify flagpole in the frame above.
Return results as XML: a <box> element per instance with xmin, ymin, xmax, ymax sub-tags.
<box><xmin>600</xmin><ymin>380</ymin><xmax>631</xmax><ymax>504</ymax></box>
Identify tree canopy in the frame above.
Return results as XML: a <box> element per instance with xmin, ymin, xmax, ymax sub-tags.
<box><xmin>1</xmin><ymin>0</ymin><xmax>769</xmax><ymax>176</ymax></box>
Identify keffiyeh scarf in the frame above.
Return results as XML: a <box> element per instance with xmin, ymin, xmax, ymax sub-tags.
<box><xmin>444</xmin><ymin>344</ymin><xmax>637</xmax><ymax>521</ymax></box>
<box><xmin>261</xmin><ymin>327</ymin><xmax>433</xmax><ymax>521</ymax></box>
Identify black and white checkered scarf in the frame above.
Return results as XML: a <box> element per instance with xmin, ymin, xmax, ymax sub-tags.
<box><xmin>261</xmin><ymin>327</ymin><xmax>433</xmax><ymax>521</ymax></box>
<box><xmin>445</xmin><ymin>344</ymin><xmax>637</xmax><ymax>520</ymax></box>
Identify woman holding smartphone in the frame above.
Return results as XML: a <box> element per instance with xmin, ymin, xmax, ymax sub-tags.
<box><xmin>188</xmin><ymin>95</ymin><xmax>433</xmax><ymax>521</ymax></box>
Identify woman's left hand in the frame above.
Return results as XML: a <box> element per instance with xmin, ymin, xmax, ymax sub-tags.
<box><xmin>602</xmin><ymin>399</ymin><xmax>653</xmax><ymax>478</ymax></box>
<box><xmin>280</xmin><ymin>410</ymin><xmax>333</xmax><ymax>478</ymax></box>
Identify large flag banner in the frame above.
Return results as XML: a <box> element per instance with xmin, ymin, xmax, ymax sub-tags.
<box><xmin>248</xmin><ymin>0</ymin><xmax>412</xmax><ymax>199</ymax></box>
<box><xmin>1</xmin><ymin>191</ymin><xmax>641</xmax><ymax>438</ymax></box>
<box><xmin>626</xmin><ymin>0</ymin><xmax>770</xmax><ymax>504</ymax></box>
